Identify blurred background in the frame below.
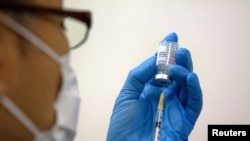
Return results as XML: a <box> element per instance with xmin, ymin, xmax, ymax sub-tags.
<box><xmin>63</xmin><ymin>0</ymin><xmax>250</xmax><ymax>140</ymax></box>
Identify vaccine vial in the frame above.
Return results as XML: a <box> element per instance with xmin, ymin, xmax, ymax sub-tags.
<box><xmin>155</xmin><ymin>40</ymin><xmax>178</xmax><ymax>84</ymax></box>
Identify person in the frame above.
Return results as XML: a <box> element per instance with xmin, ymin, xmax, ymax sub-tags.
<box><xmin>0</xmin><ymin>0</ymin><xmax>90</xmax><ymax>140</ymax></box>
<box><xmin>0</xmin><ymin>0</ymin><xmax>203</xmax><ymax>141</ymax></box>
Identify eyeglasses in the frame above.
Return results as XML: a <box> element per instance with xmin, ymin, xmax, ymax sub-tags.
<box><xmin>0</xmin><ymin>2</ymin><xmax>92</xmax><ymax>49</ymax></box>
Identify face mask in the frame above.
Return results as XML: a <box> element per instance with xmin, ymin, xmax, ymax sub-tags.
<box><xmin>0</xmin><ymin>15</ymin><xmax>81</xmax><ymax>141</ymax></box>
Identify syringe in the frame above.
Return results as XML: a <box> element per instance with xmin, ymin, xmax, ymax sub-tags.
<box><xmin>153</xmin><ymin>92</ymin><xmax>165</xmax><ymax>141</ymax></box>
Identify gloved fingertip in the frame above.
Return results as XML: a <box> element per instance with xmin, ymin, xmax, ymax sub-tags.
<box><xmin>185</xmin><ymin>73</ymin><xmax>203</xmax><ymax>122</ymax></box>
<box><xmin>176</xmin><ymin>48</ymin><xmax>191</xmax><ymax>56</ymax></box>
<box><xmin>168</xmin><ymin>64</ymin><xmax>190</xmax><ymax>86</ymax></box>
<box><xmin>175</xmin><ymin>48</ymin><xmax>193</xmax><ymax>72</ymax></box>
<box><xmin>187</xmin><ymin>73</ymin><xmax>202</xmax><ymax>97</ymax></box>
<box><xmin>163</xmin><ymin>32</ymin><xmax>178</xmax><ymax>42</ymax></box>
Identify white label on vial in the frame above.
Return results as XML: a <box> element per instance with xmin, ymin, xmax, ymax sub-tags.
<box><xmin>156</xmin><ymin>43</ymin><xmax>176</xmax><ymax>65</ymax></box>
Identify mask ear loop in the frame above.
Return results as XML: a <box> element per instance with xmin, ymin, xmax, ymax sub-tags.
<box><xmin>0</xmin><ymin>94</ymin><xmax>41</xmax><ymax>137</ymax></box>
<box><xmin>0</xmin><ymin>14</ymin><xmax>62</xmax><ymax>64</ymax></box>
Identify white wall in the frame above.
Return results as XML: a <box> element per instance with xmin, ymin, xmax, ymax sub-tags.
<box><xmin>64</xmin><ymin>0</ymin><xmax>250</xmax><ymax>140</ymax></box>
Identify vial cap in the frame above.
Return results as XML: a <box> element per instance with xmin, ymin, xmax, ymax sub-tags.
<box><xmin>155</xmin><ymin>74</ymin><xmax>172</xmax><ymax>84</ymax></box>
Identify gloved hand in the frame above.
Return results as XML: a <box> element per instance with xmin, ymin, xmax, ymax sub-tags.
<box><xmin>106</xmin><ymin>32</ymin><xmax>203</xmax><ymax>141</ymax></box>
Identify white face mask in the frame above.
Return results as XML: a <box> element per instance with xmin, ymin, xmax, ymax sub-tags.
<box><xmin>0</xmin><ymin>15</ymin><xmax>81</xmax><ymax>141</ymax></box>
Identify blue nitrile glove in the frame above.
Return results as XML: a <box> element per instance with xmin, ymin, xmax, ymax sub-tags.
<box><xmin>106</xmin><ymin>32</ymin><xmax>203</xmax><ymax>141</ymax></box>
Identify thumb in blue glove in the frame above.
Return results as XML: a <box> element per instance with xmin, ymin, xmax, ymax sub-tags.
<box><xmin>106</xmin><ymin>32</ymin><xmax>203</xmax><ymax>141</ymax></box>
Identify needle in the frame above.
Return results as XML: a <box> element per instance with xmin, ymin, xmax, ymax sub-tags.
<box><xmin>153</xmin><ymin>92</ymin><xmax>165</xmax><ymax>141</ymax></box>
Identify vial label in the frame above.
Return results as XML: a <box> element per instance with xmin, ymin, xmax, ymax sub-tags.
<box><xmin>156</xmin><ymin>42</ymin><xmax>177</xmax><ymax>66</ymax></box>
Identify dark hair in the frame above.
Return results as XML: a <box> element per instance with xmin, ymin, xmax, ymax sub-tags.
<box><xmin>1</xmin><ymin>0</ymin><xmax>31</xmax><ymax>20</ymax></box>
<box><xmin>1</xmin><ymin>0</ymin><xmax>30</xmax><ymax>3</ymax></box>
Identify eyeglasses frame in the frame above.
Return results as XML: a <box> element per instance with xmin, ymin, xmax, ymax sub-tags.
<box><xmin>0</xmin><ymin>1</ymin><xmax>92</xmax><ymax>49</ymax></box>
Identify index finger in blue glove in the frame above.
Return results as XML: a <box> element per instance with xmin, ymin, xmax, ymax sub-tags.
<box><xmin>175</xmin><ymin>48</ymin><xmax>193</xmax><ymax>72</ymax></box>
<box><xmin>169</xmin><ymin>65</ymin><xmax>203</xmax><ymax>124</ymax></box>
<box><xmin>185</xmin><ymin>73</ymin><xmax>203</xmax><ymax>123</ymax></box>
<box><xmin>169</xmin><ymin>48</ymin><xmax>193</xmax><ymax>99</ymax></box>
